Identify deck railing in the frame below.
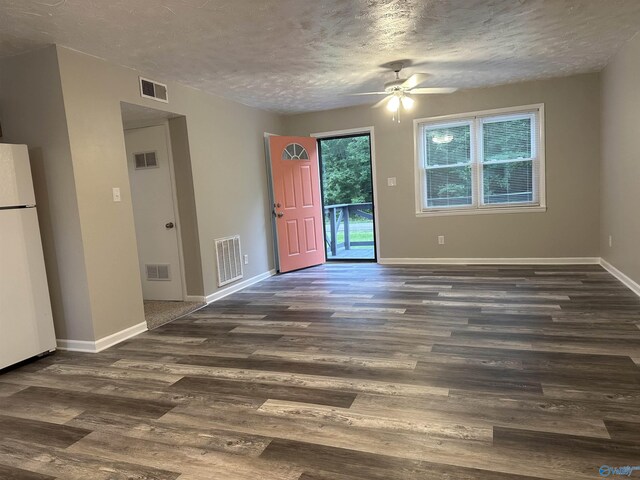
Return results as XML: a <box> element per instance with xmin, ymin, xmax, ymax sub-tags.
<box><xmin>324</xmin><ymin>202</ymin><xmax>374</xmax><ymax>256</ymax></box>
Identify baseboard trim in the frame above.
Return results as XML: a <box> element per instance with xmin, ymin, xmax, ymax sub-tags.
<box><xmin>50</xmin><ymin>260</ymin><xmax>640</xmax><ymax>353</ymax></box>
<box><xmin>205</xmin><ymin>269</ymin><xmax>276</xmax><ymax>304</ymax></box>
<box><xmin>600</xmin><ymin>258</ymin><xmax>640</xmax><ymax>298</ymax></box>
<box><xmin>184</xmin><ymin>295</ymin><xmax>206</xmax><ymax>303</ymax></box>
<box><xmin>56</xmin><ymin>321</ymin><xmax>148</xmax><ymax>353</ymax></box>
<box><xmin>55</xmin><ymin>271</ymin><xmax>276</xmax><ymax>354</ymax></box>
<box><xmin>378</xmin><ymin>257</ymin><xmax>601</xmax><ymax>265</ymax></box>
<box><xmin>55</xmin><ymin>338</ymin><xmax>97</xmax><ymax>353</ymax></box>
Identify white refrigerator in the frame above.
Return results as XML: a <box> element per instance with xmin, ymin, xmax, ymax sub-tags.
<box><xmin>0</xmin><ymin>144</ymin><xmax>56</xmax><ymax>370</ymax></box>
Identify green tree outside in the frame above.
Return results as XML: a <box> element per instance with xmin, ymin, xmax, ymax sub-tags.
<box><xmin>319</xmin><ymin>135</ymin><xmax>374</xmax><ymax>252</ymax></box>
<box><xmin>319</xmin><ymin>136</ymin><xmax>372</xmax><ymax>206</ymax></box>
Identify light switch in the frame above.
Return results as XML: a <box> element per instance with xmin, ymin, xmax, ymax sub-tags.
<box><xmin>112</xmin><ymin>187</ymin><xmax>121</xmax><ymax>202</ymax></box>
<box><xmin>387</xmin><ymin>177</ymin><xmax>397</xmax><ymax>187</ymax></box>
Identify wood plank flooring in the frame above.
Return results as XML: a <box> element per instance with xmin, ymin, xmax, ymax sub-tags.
<box><xmin>1</xmin><ymin>263</ymin><xmax>640</xmax><ymax>479</ymax></box>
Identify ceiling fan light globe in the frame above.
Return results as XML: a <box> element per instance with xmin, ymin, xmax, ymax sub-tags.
<box><xmin>386</xmin><ymin>96</ymin><xmax>400</xmax><ymax>112</ymax></box>
<box><xmin>432</xmin><ymin>134</ymin><xmax>454</xmax><ymax>144</ymax></box>
<box><xmin>401</xmin><ymin>95</ymin><xmax>414</xmax><ymax>110</ymax></box>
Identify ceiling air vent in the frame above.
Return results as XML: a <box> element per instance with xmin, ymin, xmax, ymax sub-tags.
<box><xmin>146</xmin><ymin>264</ymin><xmax>170</xmax><ymax>281</ymax></box>
<box><xmin>215</xmin><ymin>235</ymin><xmax>243</xmax><ymax>287</ymax></box>
<box><xmin>139</xmin><ymin>77</ymin><xmax>168</xmax><ymax>103</ymax></box>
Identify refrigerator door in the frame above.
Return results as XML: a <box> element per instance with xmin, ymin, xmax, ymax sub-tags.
<box><xmin>0</xmin><ymin>208</ymin><xmax>56</xmax><ymax>369</ymax></box>
<box><xmin>0</xmin><ymin>144</ymin><xmax>36</xmax><ymax>208</ymax></box>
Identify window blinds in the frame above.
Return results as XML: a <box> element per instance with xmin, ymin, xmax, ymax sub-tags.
<box><xmin>420</xmin><ymin>108</ymin><xmax>541</xmax><ymax>211</ymax></box>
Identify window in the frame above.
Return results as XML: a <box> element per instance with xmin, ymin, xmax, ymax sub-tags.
<box><xmin>414</xmin><ymin>104</ymin><xmax>545</xmax><ymax>216</ymax></box>
<box><xmin>282</xmin><ymin>143</ymin><xmax>309</xmax><ymax>160</ymax></box>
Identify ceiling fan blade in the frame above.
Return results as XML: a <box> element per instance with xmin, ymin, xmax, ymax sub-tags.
<box><xmin>409</xmin><ymin>87</ymin><xmax>458</xmax><ymax>94</ymax></box>
<box><xmin>349</xmin><ymin>91</ymin><xmax>388</xmax><ymax>96</ymax></box>
<box><xmin>401</xmin><ymin>73</ymin><xmax>430</xmax><ymax>90</ymax></box>
<box><xmin>372</xmin><ymin>96</ymin><xmax>391</xmax><ymax>108</ymax></box>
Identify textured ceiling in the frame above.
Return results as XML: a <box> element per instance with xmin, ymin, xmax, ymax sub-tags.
<box><xmin>1</xmin><ymin>0</ymin><xmax>640</xmax><ymax>113</ymax></box>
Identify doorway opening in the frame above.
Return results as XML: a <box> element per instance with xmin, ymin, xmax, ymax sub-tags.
<box><xmin>120</xmin><ymin>102</ymin><xmax>204</xmax><ymax>329</ymax></box>
<box><xmin>318</xmin><ymin>133</ymin><xmax>377</xmax><ymax>261</ymax></box>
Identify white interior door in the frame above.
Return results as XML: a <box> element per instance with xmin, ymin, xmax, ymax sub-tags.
<box><xmin>125</xmin><ymin>124</ymin><xmax>183</xmax><ymax>301</ymax></box>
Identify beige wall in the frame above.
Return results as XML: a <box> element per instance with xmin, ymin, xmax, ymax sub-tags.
<box><xmin>0</xmin><ymin>44</ymin><xmax>615</xmax><ymax>345</ymax></box>
<box><xmin>600</xmin><ymin>34</ymin><xmax>640</xmax><ymax>284</ymax></box>
<box><xmin>1</xmin><ymin>45</ymin><xmax>282</xmax><ymax>342</ymax></box>
<box><xmin>55</xmin><ymin>45</ymin><xmax>283</xmax><ymax>339</ymax></box>
<box><xmin>283</xmin><ymin>74</ymin><xmax>601</xmax><ymax>260</ymax></box>
<box><xmin>168</xmin><ymin>116</ymin><xmax>204</xmax><ymax>297</ymax></box>
<box><xmin>0</xmin><ymin>46</ymin><xmax>95</xmax><ymax>341</ymax></box>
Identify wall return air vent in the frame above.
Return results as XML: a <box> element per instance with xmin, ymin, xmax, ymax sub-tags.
<box><xmin>134</xmin><ymin>151</ymin><xmax>158</xmax><ymax>169</ymax></box>
<box><xmin>146</xmin><ymin>264</ymin><xmax>170</xmax><ymax>281</ymax></box>
<box><xmin>215</xmin><ymin>235</ymin><xmax>243</xmax><ymax>287</ymax></box>
<box><xmin>139</xmin><ymin>77</ymin><xmax>168</xmax><ymax>103</ymax></box>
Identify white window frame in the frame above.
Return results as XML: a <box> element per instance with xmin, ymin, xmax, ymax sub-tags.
<box><xmin>414</xmin><ymin>104</ymin><xmax>546</xmax><ymax>217</ymax></box>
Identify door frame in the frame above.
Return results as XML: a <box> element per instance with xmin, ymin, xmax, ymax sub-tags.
<box><xmin>124</xmin><ymin>121</ymin><xmax>188</xmax><ymax>301</ymax></box>
<box><xmin>263</xmin><ymin>132</ymin><xmax>280</xmax><ymax>271</ymax></box>
<box><xmin>311</xmin><ymin>126</ymin><xmax>381</xmax><ymax>263</ymax></box>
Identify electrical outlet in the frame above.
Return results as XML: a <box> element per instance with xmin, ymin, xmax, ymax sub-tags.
<box><xmin>387</xmin><ymin>177</ymin><xmax>397</xmax><ymax>187</ymax></box>
<box><xmin>438</xmin><ymin>235</ymin><xmax>445</xmax><ymax>245</ymax></box>
<box><xmin>609</xmin><ymin>235</ymin><xmax>613</xmax><ymax>248</ymax></box>
<box><xmin>112</xmin><ymin>187</ymin><xmax>121</xmax><ymax>202</ymax></box>
<box><xmin>243</xmin><ymin>254</ymin><xmax>249</xmax><ymax>265</ymax></box>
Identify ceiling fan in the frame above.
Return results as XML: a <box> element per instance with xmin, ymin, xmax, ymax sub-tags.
<box><xmin>352</xmin><ymin>62</ymin><xmax>458</xmax><ymax>121</ymax></box>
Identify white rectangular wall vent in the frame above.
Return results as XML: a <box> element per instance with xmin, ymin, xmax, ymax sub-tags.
<box><xmin>139</xmin><ymin>77</ymin><xmax>168</xmax><ymax>103</ymax></box>
<box><xmin>134</xmin><ymin>151</ymin><xmax>158</xmax><ymax>169</ymax></box>
<box><xmin>215</xmin><ymin>235</ymin><xmax>243</xmax><ymax>287</ymax></box>
<box><xmin>146</xmin><ymin>264</ymin><xmax>170</xmax><ymax>281</ymax></box>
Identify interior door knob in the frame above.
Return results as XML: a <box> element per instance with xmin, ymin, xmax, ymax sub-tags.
<box><xmin>165</xmin><ymin>222</ymin><xmax>174</xmax><ymax>229</ymax></box>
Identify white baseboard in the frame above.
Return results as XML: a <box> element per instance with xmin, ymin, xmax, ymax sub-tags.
<box><xmin>54</xmin><ymin>271</ymin><xmax>276</xmax><ymax>354</ymax></box>
<box><xmin>205</xmin><ymin>269</ymin><xmax>276</xmax><ymax>304</ymax></box>
<box><xmin>378</xmin><ymin>257</ymin><xmax>601</xmax><ymax>265</ymax></box>
<box><xmin>184</xmin><ymin>295</ymin><xmax>206</xmax><ymax>303</ymax></box>
<box><xmin>55</xmin><ymin>338</ymin><xmax>98</xmax><ymax>353</ymax></box>
<box><xmin>50</xmin><ymin>260</ymin><xmax>640</xmax><ymax>354</ymax></box>
<box><xmin>600</xmin><ymin>258</ymin><xmax>640</xmax><ymax>297</ymax></box>
<box><xmin>378</xmin><ymin>256</ymin><xmax>640</xmax><ymax>297</ymax></box>
<box><xmin>56</xmin><ymin>321</ymin><xmax>148</xmax><ymax>353</ymax></box>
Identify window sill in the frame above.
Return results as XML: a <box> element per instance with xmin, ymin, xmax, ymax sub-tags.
<box><xmin>416</xmin><ymin>205</ymin><xmax>547</xmax><ymax>218</ymax></box>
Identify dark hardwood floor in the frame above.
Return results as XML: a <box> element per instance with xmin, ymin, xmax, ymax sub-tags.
<box><xmin>1</xmin><ymin>263</ymin><xmax>640</xmax><ymax>479</ymax></box>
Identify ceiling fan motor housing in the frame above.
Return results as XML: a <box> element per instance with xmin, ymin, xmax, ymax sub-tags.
<box><xmin>384</xmin><ymin>79</ymin><xmax>406</xmax><ymax>93</ymax></box>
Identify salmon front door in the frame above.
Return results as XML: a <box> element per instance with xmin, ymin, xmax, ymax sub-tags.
<box><xmin>269</xmin><ymin>136</ymin><xmax>325</xmax><ymax>273</ymax></box>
